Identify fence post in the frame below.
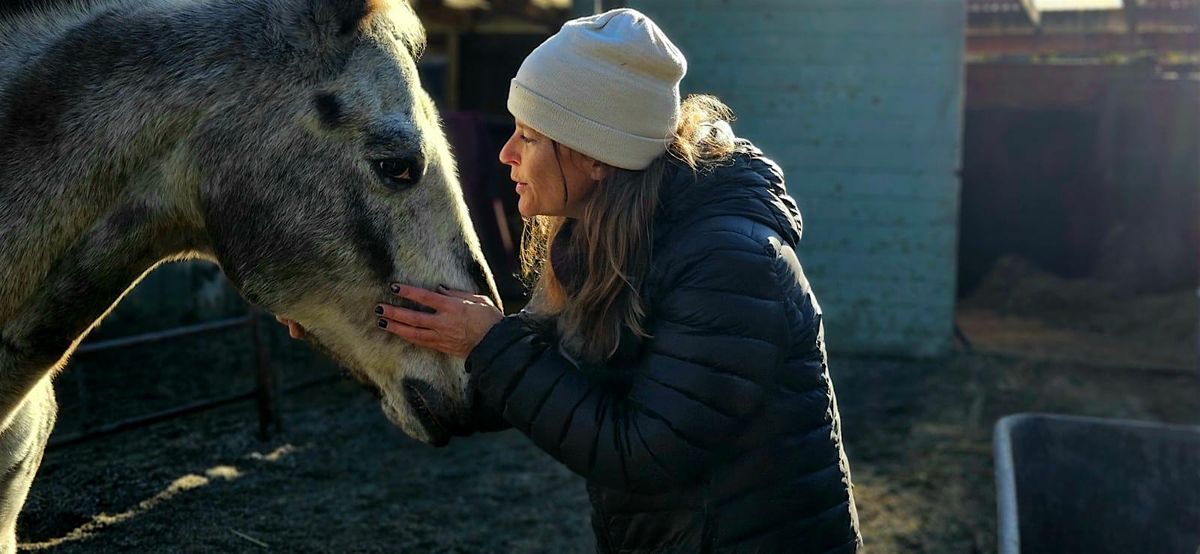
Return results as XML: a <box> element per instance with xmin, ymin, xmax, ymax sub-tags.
<box><xmin>249</xmin><ymin>308</ymin><xmax>280</xmax><ymax>440</ymax></box>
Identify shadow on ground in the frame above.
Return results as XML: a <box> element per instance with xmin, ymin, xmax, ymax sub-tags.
<box><xmin>18</xmin><ymin>318</ymin><xmax>1200</xmax><ymax>552</ymax></box>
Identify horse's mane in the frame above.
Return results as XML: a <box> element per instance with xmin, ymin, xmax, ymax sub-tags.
<box><xmin>0</xmin><ymin>0</ymin><xmax>141</xmax><ymax>73</ymax></box>
<box><xmin>0</xmin><ymin>0</ymin><xmax>133</xmax><ymax>29</ymax></box>
<box><xmin>0</xmin><ymin>0</ymin><xmax>88</xmax><ymax>20</ymax></box>
<box><xmin>0</xmin><ymin>0</ymin><xmax>426</xmax><ymax>70</ymax></box>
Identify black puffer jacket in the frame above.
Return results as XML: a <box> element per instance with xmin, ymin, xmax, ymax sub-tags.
<box><xmin>466</xmin><ymin>142</ymin><xmax>861</xmax><ymax>553</ymax></box>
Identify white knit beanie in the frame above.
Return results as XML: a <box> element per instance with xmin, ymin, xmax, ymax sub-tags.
<box><xmin>507</xmin><ymin>8</ymin><xmax>687</xmax><ymax>171</ymax></box>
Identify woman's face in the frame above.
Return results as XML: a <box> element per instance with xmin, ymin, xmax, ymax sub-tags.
<box><xmin>498</xmin><ymin>120</ymin><xmax>603</xmax><ymax>218</ymax></box>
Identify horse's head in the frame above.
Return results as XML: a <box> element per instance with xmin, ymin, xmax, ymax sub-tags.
<box><xmin>195</xmin><ymin>0</ymin><xmax>496</xmax><ymax>446</ymax></box>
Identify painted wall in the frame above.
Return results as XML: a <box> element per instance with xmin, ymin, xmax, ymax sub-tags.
<box><xmin>617</xmin><ymin>0</ymin><xmax>966</xmax><ymax>357</ymax></box>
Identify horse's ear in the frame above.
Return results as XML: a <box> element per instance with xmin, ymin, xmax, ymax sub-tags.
<box><xmin>388</xmin><ymin>0</ymin><xmax>426</xmax><ymax>61</ymax></box>
<box><xmin>301</xmin><ymin>0</ymin><xmax>425</xmax><ymax>60</ymax></box>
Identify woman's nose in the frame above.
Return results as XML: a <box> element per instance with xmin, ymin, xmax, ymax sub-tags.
<box><xmin>499</xmin><ymin>134</ymin><xmax>519</xmax><ymax>166</ymax></box>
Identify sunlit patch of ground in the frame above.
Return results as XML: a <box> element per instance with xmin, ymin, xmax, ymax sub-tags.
<box><xmin>959</xmin><ymin>255</ymin><xmax>1197</xmax><ymax>371</ymax></box>
<box><xmin>22</xmin><ymin>464</ymin><xmax>245</xmax><ymax>550</ymax></box>
<box><xmin>20</xmin><ymin>374</ymin><xmax>592</xmax><ymax>553</ymax></box>
<box><xmin>958</xmin><ymin>308</ymin><xmax>1195</xmax><ymax>370</ymax></box>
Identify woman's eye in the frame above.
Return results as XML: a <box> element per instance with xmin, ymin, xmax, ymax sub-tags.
<box><xmin>520</xmin><ymin>134</ymin><xmax>534</xmax><ymax>144</ymax></box>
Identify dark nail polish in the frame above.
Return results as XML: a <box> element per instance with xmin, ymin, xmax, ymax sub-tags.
<box><xmin>374</xmin><ymin>305</ymin><xmax>383</xmax><ymax>315</ymax></box>
<box><xmin>377</xmin><ymin>318</ymin><xmax>387</xmax><ymax>328</ymax></box>
<box><xmin>390</xmin><ymin>283</ymin><xmax>401</xmax><ymax>294</ymax></box>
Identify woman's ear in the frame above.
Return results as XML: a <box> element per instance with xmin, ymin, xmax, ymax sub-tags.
<box><xmin>564</xmin><ymin>146</ymin><xmax>612</xmax><ymax>181</ymax></box>
<box><xmin>575</xmin><ymin>154</ymin><xmax>612</xmax><ymax>182</ymax></box>
<box><xmin>589</xmin><ymin>161</ymin><xmax>612</xmax><ymax>182</ymax></box>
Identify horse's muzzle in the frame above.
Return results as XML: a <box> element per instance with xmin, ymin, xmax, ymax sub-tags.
<box><xmin>401</xmin><ymin>378</ymin><xmax>471</xmax><ymax>447</ymax></box>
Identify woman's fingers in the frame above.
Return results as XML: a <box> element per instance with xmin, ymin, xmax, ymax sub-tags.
<box><xmin>378</xmin><ymin>284</ymin><xmax>502</xmax><ymax>357</ymax></box>
<box><xmin>375</xmin><ymin>303</ymin><xmax>437</xmax><ymax>329</ymax></box>
<box><xmin>436</xmin><ymin>286</ymin><xmax>474</xmax><ymax>300</ymax></box>
<box><xmin>275</xmin><ymin>315</ymin><xmax>305</xmax><ymax>339</ymax></box>
<box><xmin>437</xmin><ymin>286</ymin><xmax>495</xmax><ymax>306</ymax></box>
<box><xmin>289</xmin><ymin>322</ymin><xmax>305</xmax><ymax>339</ymax></box>
<box><xmin>390</xmin><ymin>284</ymin><xmax>451</xmax><ymax>311</ymax></box>
<box><xmin>379</xmin><ymin>319</ymin><xmax>441</xmax><ymax>346</ymax></box>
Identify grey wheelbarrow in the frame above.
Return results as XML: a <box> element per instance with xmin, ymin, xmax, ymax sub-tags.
<box><xmin>993</xmin><ymin>413</ymin><xmax>1200</xmax><ymax>553</ymax></box>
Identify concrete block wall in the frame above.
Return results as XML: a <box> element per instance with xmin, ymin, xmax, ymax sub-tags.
<box><xmin>624</xmin><ymin>0</ymin><xmax>966</xmax><ymax>357</ymax></box>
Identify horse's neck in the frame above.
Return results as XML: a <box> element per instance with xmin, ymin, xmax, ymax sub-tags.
<box><xmin>0</xmin><ymin>1</ymin><xmax>212</xmax><ymax>323</ymax></box>
<box><xmin>0</xmin><ymin>0</ymin><xmax>119</xmax><ymax>79</ymax></box>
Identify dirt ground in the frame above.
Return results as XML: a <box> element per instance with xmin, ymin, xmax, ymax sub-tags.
<box><xmin>958</xmin><ymin>256</ymin><xmax>1197</xmax><ymax>371</ymax></box>
<box><xmin>22</xmin><ymin>333</ymin><xmax>595</xmax><ymax>553</ymax></box>
<box><xmin>16</xmin><ymin>259</ymin><xmax>1200</xmax><ymax>553</ymax></box>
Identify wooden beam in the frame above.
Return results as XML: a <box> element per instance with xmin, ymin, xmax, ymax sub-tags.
<box><xmin>1123</xmin><ymin>0</ymin><xmax>1139</xmax><ymax>37</ymax></box>
<box><xmin>1021</xmin><ymin>0</ymin><xmax>1042</xmax><ymax>26</ymax></box>
<box><xmin>447</xmin><ymin>29</ymin><xmax>461</xmax><ymax>111</ymax></box>
<box><xmin>967</xmin><ymin>30</ymin><xmax>1200</xmax><ymax>56</ymax></box>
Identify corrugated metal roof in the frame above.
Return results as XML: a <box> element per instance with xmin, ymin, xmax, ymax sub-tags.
<box><xmin>1139</xmin><ymin>0</ymin><xmax>1200</xmax><ymax>8</ymax></box>
<box><xmin>1136</xmin><ymin>1</ymin><xmax>1200</xmax><ymax>30</ymax></box>
<box><xmin>968</xmin><ymin>0</ymin><xmax>1031</xmax><ymax>12</ymax></box>
<box><xmin>969</xmin><ymin>0</ymin><xmax>1041</xmax><ymax>25</ymax></box>
<box><xmin>971</xmin><ymin>0</ymin><xmax>1200</xmax><ymax>31</ymax></box>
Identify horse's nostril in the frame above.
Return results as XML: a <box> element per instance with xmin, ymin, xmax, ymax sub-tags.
<box><xmin>403</xmin><ymin>379</ymin><xmax>453</xmax><ymax>445</ymax></box>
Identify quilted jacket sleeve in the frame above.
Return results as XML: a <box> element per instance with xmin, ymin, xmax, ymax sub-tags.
<box><xmin>466</xmin><ymin>222</ymin><xmax>789</xmax><ymax>494</ymax></box>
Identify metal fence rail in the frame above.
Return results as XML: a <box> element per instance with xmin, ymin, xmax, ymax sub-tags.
<box><xmin>75</xmin><ymin>315</ymin><xmax>252</xmax><ymax>354</ymax></box>
<box><xmin>47</xmin><ymin>373</ymin><xmax>340</xmax><ymax>450</ymax></box>
<box><xmin>48</xmin><ymin>307</ymin><xmax>302</xmax><ymax>450</ymax></box>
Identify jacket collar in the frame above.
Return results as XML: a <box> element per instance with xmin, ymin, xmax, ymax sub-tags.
<box><xmin>658</xmin><ymin>140</ymin><xmax>803</xmax><ymax>248</ymax></box>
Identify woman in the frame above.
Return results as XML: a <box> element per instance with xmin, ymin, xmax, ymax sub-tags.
<box><xmin>291</xmin><ymin>8</ymin><xmax>861</xmax><ymax>552</ymax></box>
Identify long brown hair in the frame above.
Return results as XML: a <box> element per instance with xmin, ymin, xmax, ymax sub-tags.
<box><xmin>520</xmin><ymin>94</ymin><xmax>738</xmax><ymax>363</ymax></box>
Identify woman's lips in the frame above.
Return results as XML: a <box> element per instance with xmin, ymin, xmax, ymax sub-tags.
<box><xmin>515</xmin><ymin>182</ymin><xmax>528</xmax><ymax>193</ymax></box>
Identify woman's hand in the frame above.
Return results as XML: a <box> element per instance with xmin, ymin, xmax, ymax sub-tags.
<box><xmin>375</xmin><ymin>284</ymin><xmax>503</xmax><ymax>358</ymax></box>
<box><xmin>274</xmin><ymin>315</ymin><xmax>306</xmax><ymax>339</ymax></box>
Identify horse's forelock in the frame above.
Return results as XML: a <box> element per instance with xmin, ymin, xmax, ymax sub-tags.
<box><xmin>361</xmin><ymin>0</ymin><xmax>425</xmax><ymax>60</ymax></box>
<box><xmin>303</xmin><ymin>0</ymin><xmax>423</xmax><ymax>47</ymax></box>
<box><xmin>380</xmin><ymin>0</ymin><xmax>426</xmax><ymax>59</ymax></box>
<box><xmin>283</xmin><ymin>0</ymin><xmax>424</xmax><ymax>79</ymax></box>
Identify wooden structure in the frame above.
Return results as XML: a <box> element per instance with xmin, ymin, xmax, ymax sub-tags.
<box><xmin>962</xmin><ymin>0</ymin><xmax>1199</xmax><ymax>296</ymax></box>
<box><xmin>968</xmin><ymin>0</ymin><xmax>1200</xmax><ymax>60</ymax></box>
<box><xmin>412</xmin><ymin>0</ymin><xmax>569</xmax><ymax>110</ymax></box>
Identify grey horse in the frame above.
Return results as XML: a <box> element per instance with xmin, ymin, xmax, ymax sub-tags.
<box><xmin>0</xmin><ymin>0</ymin><xmax>498</xmax><ymax>548</ymax></box>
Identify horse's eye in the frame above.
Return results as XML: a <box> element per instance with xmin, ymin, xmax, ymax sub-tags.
<box><xmin>378</xmin><ymin>159</ymin><xmax>410</xmax><ymax>180</ymax></box>
<box><xmin>373</xmin><ymin>158</ymin><xmax>419</xmax><ymax>189</ymax></box>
